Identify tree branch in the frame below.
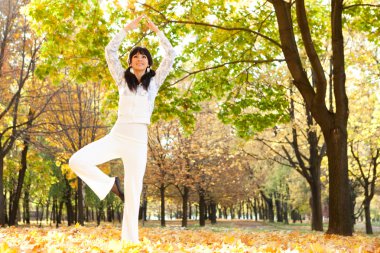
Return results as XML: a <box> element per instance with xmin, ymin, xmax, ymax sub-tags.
<box><xmin>331</xmin><ymin>0</ymin><xmax>348</xmax><ymax>124</ymax></box>
<box><xmin>295</xmin><ymin>0</ymin><xmax>327</xmax><ymax>104</ymax></box>
<box><xmin>344</xmin><ymin>3</ymin><xmax>380</xmax><ymax>9</ymax></box>
<box><xmin>171</xmin><ymin>59</ymin><xmax>285</xmax><ymax>85</ymax></box>
<box><xmin>140</xmin><ymin>2</ymin><xmax>282</xmax><ymax>48</ymax></box>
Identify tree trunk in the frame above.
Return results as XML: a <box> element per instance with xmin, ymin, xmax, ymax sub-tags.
<box><xmin>218</xmin><ymin>207</ymin><xmax>222</xmax><ymax>219</ymax></box>
<box><xmin>238</xmin><ymin>202</ymin><xmax>242</xmax><ymax>219</ymax></box>
<box><xmin>283</xmin><ymin>199</ymin><xmax>289</xmax><ymax>224</ymax></box>
<box><xmin>142</xmin><ymin>195</ymin><xmax>147</xmax><ymax>221</ymax></box>
<box><xmin>261</xmin><ymin>192</ymin><xmax>274</xmax><ymax>222</ymax></box>
<box><xmin>160</xmin><ymin>184</ymin><xmax>166</xmax><ymax>227</ymax></box>
<box><xmin>57</xmin><ymin>201</ymin><xmax>64</xmax><ymax>227</ymax></box>
<box><xmin>23</xmin><ymin>189</ymin><xmax>30</xmax><ymax>224</ymax></box>
<box><xmin>39</xmin><ymin>204</ymin><xmax>44</xmax><ymax>227</ymax></box>
<box><xmin>271</xmin><ymin>0</ymin><xmax>352</xmax><ymax>236</ymax></box>
<box><xmin>223</xmin><ymin>206</ymin><xmax>227</xmax><ymax>219</ymax></box>
<box><xmin>107</xmin><ymin>204</ymin><xmax>112</xmax><ymax>222</ymax></box>
<box><xmin>0</xmin><ymin>154</ymin><xmax>5</xmax><ymax>226</ymax></box>
<box><xmin>9</xmin><ymin>145</ymin><xmax>29</xmax><ymax>226</ymax></box>
<box><xmin>181</xmin><ymin>186</ymin><xmax>189</xmax><ymax>227</ymax></box>
<box><xmin>9</xmin><ymin>110</ymin><xmax>33</xmax><ymax>226</ymax></box>
<box><xmin>77</xmin><ymin>178</ymin><xmax>84</xmax><ymax>225</ymax></box>
<box><xmin>324</xmin><ymin>129</ymin><xmax>352</xmax><ymax>235</ymax></box>
<box><xmin>275</xmin><ymin>194</ymin><xmax>283</xmax><ymax>222</ymax></box>
<box><xmin>209</xmin><ymin>200</ymin><xmax>217</xmax><ymax>224</ymax></box>
<box><xmin>199</xmin><ymin>189</ymin><xmax>206</xmax><ymax>226</ymax></box>
<box><xmin>36</xmin><ymin>204</ymin><xmax>39</xmax><ymax>224</ymax></box>
<box><xmin>364</xmin><ymin>198</ymin><xmax>373</xmax><ymax>234</ymax></box>
<box><xmin>46</xmin><ymin>200</ymin><xmax>50</xmax><ymax>224</ymax></box>
<box><xmin>51</xmin><ymin>199</ymin><xmax>56</xmax><ymax>225</ymax></box>
<box><xmin>64</xmin><ymin>177</ymin><xmax>74</xmax><ymax>226</ymax></box>
<box><xmin>309</xmin><ymin>177</ymin><xmax>323</xmax><ymax>231</ymax></box>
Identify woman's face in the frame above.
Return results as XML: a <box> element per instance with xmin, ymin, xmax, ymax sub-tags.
<box><xmin>130</xmin><ymin>52</ymin><xmax>149</xmax><ymax>72</ymax></box>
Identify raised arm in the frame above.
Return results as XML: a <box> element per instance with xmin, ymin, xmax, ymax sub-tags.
<box><xmin>105</xmin><ymin>16</ymin><xmax>143</xmax><ymax>86</ymax></box>
<box><xmin>146</xmin><ymin>19</ymin><xmax>176</xmax><ymax>88</ymax></box>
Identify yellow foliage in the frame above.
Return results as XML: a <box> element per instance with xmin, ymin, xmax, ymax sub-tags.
<box><xmin>0</xmin><ymin>225</ymin><xmax>379</xmax><ymax>252</ymax></box>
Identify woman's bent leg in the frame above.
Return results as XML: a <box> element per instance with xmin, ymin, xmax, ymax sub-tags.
<box><xmin>69</xmin><ymin>135</ymin><xmax>119</xmax><ymax>200</ymax></box>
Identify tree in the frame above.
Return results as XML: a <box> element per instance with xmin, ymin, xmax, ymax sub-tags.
<box><xmin>138</xmin><ymin>0</ymin><xmax>379</xmax><ymax>235</ymax></box>
<box><xmin>267</xmin><ymin>0</ymin><xmax>352</xmax><ymax>235</ymax></box>
<box><xmin>0</xmin><ymin>0</ymin><xmax>55</xmax><ymax>226</ymax></box>
<box><xmin>145</xmin><ymin>120</ymin><xmax>179</xmax><ymax>226</ymax></box>
<box><xmin>41</xmin><ymin>80</ymin><xmax>110</xmax><ymax>225</ymax></box>
<box><xmin>245</xmin><ymin>85</ymin><xmax>326</xmax><ymax>231</ymax></box>
<box><xmin>25</xmin><ymin>0</ymin><xmax>380</xmax><ymax>235</ymax></box>
<box><xmin>347</xmin><ymin>53</ymin><xmax>380</xmax><ymax>234</ymax></box>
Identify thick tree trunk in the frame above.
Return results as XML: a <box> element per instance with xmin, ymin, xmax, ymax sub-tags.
<box><xmin>309</xmin><ymin>178</ymin><xmax>323</xmax><ymax>231</ymax></box>
<box><xmin>364</xmin><ymin>199</ymin><xmax>373</xmax><ymax>234</ymax></box>
<box><xmin>271</xmin><ymin>0</ymin><xmax>352</xmax><ymax>236</ymax></box>
<box><xmin>181</xmin><ymin>186</ymin><xmax>189</xmax><ymax>227</ymax></box>
<box><xmin>324</xmin><ymin>129</ymin><xmax>352</xmax><ymax>235</ymax></box>
<box><xmin>160</xmin><ymin>184</ymin><xmax>166</xmax><ymax>227</ymax></box>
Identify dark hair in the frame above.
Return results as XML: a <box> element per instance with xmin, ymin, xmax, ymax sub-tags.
<box><xmin>124</xmin><ymin>46</ymin><xmax>156</xmax><ymax>92</ymax></box>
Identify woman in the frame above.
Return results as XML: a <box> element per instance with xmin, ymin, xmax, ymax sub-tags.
<box><xmin>69</xmin><ymin>15</ymin><xmax>176</xmax><ymax>243</ymax></box>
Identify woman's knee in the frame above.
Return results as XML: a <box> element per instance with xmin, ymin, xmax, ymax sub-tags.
<box><xmin>69</xmin><ymin>152</ymin><xmax>86</xmax><ymax>168</ymax></box>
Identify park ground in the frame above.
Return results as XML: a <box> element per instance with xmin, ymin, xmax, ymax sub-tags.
<box><xmin>0</xmin><ymin>220</ymin><xmax>379</xmax><ymax>252</ymax></box>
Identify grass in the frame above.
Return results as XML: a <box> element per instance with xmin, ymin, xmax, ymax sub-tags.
<box><xmin>139</xmin><ymin>219</ymin><xmax>380</xmax><ymax>235</ymax></box>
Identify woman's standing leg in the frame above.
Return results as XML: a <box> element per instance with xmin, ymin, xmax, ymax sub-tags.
<box><xmin>120</xmin><ymin>140</ymin><xmax>148</xmax><ymax>243</ymax></box>
<box><xmin>69</xmin><ymin>134</ymin><xmax>120</xmax><ymax>200</ymax></box>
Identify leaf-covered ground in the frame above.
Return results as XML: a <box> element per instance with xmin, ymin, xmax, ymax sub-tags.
<box><xmin>0</xmin><ymin>222</ymin><xmax>379</xmax><ymax>252</ymax></box>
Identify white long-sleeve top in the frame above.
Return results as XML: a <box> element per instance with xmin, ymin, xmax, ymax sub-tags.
<box><xmin>105</xmin><ymin>28</ymin><xmax>176</xmax><ymax>124</ymax></box>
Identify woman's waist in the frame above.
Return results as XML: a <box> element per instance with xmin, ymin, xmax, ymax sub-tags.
<box><xmin>110</xmin><ymin>122</ymin><xmax>148</xmax><ymax>143</ymax></box>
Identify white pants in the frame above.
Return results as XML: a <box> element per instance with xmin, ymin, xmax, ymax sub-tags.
<box><xmin>69</xmin><ymin>122</ymin><xmax>148</xmax><ymax>243</ymax></box>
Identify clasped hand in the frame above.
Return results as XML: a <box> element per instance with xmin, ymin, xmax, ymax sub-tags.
<box><xmin>125</xmin><ymin>15</ymin><xmax>159</xmax><ymax>33</ymax></box>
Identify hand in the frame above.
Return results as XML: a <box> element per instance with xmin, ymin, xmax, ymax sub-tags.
<box><xmin>124</xmin><ymin>15</ymin><xmax>144</xmax><ymax>30</ymax></box>
<box><xmin>145</xmin><ymin>16</ymin><xmax>160</xmax><ymax>33</ymax></box>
